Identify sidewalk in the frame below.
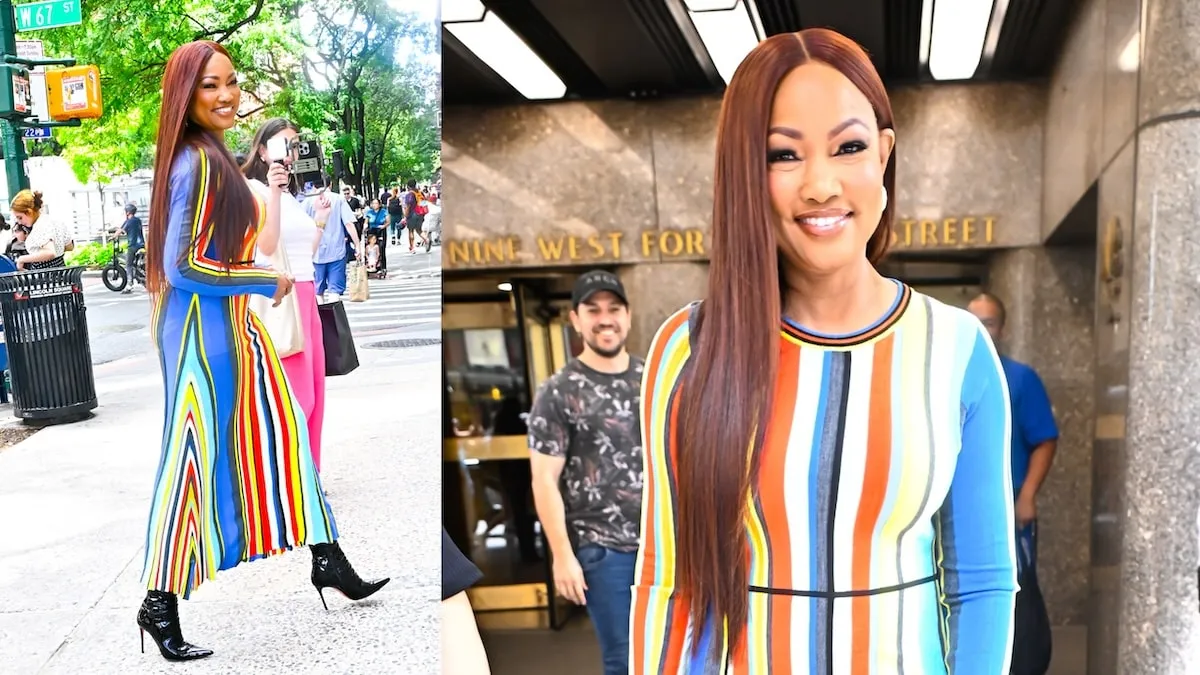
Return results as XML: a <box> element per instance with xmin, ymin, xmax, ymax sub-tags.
<box><xmin>0</xmin><ymin>336</ymin><xmax>441</xmax><ymax>673</ymax></box>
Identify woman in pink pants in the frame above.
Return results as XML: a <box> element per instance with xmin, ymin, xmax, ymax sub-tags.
<box><xmin>242</xmin><ymin>118</ymin><xmax>330</xmax><ymax>470</ymax></box>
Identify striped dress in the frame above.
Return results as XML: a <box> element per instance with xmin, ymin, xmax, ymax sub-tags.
<box><xmin>632</xmin><ymin>283</ymin><xmax>1017</xmax><ymax>674</ymax></box>
<box><xmin>141</xmin><ymin>146</ymin><xmax>337</xmax><ymax>599</ymax></box>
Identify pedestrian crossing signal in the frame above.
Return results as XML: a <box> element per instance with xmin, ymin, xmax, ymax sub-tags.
<box><xmin>45</xmin><ymin>64</ymin><xmax>101</xmax><ymax>120</ymax></box>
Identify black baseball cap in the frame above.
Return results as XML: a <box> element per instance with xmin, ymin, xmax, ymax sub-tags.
<box><xmin>572</xmin><ymin>270</ymin><xmax>627</xmax><ymax>308</ymax></box>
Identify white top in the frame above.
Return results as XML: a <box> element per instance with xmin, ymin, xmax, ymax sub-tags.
<box><xmin>25</xmin><ymin>215</ymin><xmax>72</xmax><ymax>257</ymax></box>
<box><xmin>249</xmin><ymin>180</ymin><xmax>317</xmax><ymax>283</ymax></box>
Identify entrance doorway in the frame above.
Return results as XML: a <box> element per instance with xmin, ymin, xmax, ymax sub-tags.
<box><xmin>443</xmin><ymin>271</ymin><xmax>587</xmax><ymax>630</ymax></box>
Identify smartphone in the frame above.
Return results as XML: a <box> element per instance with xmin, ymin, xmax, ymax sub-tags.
<box><xmin>266</xmin><ymin>136</ymin><xmax>288</xmax><ymax>163</ymax></box>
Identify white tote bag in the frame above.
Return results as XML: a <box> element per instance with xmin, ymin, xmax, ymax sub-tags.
<box><xmin>248</xmin><ymin>243</ymin><xmax>305</xmax><ymax>358</ymax></box>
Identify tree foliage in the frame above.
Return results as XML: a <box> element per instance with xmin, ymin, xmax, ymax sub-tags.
<box><xmin>18</xmin><ymin>0</ymin><xmax>438</xmax><ymax>188</ymax></box>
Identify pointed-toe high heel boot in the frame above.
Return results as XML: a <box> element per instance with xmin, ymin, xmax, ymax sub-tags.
<box><xmin>136</xmin><ymin>591</ymin><xmax>214</xmax><ymax>661</ymax></box>
<box><xmin>310</xmin><ymin>541</ymin><xmax>390</xmax><ymax>611</ymax></box>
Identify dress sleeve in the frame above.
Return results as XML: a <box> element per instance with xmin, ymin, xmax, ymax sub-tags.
<box><xmin>631</xmin><ymin>304</ymin><xmax>697</xmax><ymax>675</ymax></box>
<box><xmin>163</xmin><ymin>147</ymin><xmax>278</xmax><ymax>298</ymax></box>
<box><xmin>442</xmin><ymin>527</ymin><xmax>483</xmax><ymax>600</ymax></box>
<box><xmin>936</xmin><ymin>322</ymin><xmax>1018</xmax><ymax>673</ymax></box>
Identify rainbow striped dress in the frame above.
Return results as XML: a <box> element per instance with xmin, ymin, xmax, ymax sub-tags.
<box><xmin>141</xmin><ymin>146</ymin><xmax>336</xmax><ymax>599</ymax></box>
<box><xmin>632</xmin><ymin>283</ymin><xmax>1017</xmax><ymax>674</ymax></box>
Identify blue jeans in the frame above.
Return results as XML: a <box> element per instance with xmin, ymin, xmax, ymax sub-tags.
<box><xmin>577</xmin><ymin>545</ymin><xmax>636</xmax><ymax>675</ymax></box>
<box><xmin>313</xmin><ymin>258</ymin><xmax>347</xmax><ymax>296</ymax></box>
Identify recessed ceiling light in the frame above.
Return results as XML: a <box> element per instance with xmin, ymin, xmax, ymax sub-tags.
<box><xmin>498</xmin><ymin>282</ymin><xmax>513</xmax><ymax>292</ymax></box>
<box><xmin>928</xmin><ymin>0</ymin><xmax>996</xmax><ymax>81</ymax></box>
<box><xmin>444</xmin><ymin>9</ymin><xmax>567</xmax><ymax>100</ymax></box>
<box><xmin>685</xmin><ymin>0</ymin><xmax>761</xmax><ymax>85</ymax></box>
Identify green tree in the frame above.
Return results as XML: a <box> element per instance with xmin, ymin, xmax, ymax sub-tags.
<box><xmin>302</xmin><ymin>1</ymin><xmax>439</xmax><ymax>195</ymax></box>
<box><xmin>15</xmin><ymin>0</ymin><xmax>439</xmax><ymax>191</ymax></box>
<box><xmin>20</xmin><ymin>0</ymin><xmax>303</xmax><ymax>181</ymax></box>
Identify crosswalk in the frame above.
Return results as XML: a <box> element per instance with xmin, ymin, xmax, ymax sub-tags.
<box><xmin>338</xmin><ymin>274</ymin><xmax>441</xmax><ymax>333</ymax></box>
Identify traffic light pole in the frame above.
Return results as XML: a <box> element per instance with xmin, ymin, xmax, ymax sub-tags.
<box><xmin>0</xmin><ymin>0</ymin><xmax>29</xmax><ymax>200</ymax></box>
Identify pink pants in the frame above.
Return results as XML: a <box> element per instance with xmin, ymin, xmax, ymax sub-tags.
<box><xmin>280</xmin><ymin>281</ymin><xmax>326</xmax><ymax>471</ymax></box>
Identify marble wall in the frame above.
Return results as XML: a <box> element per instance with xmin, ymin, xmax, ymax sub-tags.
<box><xmin>1042</xmin><ymin>0</ymin><xmax>1141</xmax><ymax>237</ymax></box>
<box><xmin>1111</xmin><ymin>114</ymin><xmax>1200</xmax><ymax>674</ymax></box>
<box><xmin>1051</xmin><ymin>0</ymin><xmax>1200</xmax><ymax>670</ymax></box>
<box><xmin>1089</xmin><ymin>135</ymin><xmax>1135</xmax><ymax>675</ymax></box>
<box><xmin>442</xmin><ymin>80</ymin><xmax>1046</xmax><ymax>269</ymax></box>
<box><xmin>890</xmin><ymin>84</ymin><xmax>1045</xmax><ymax>249</ymax></box>
<box><xmin>987</xmin><ymin>247</ymin><xmax>1097</xmax><ymax>628</ymax></box>
<box><xmin>618</xmin><ymin>261</ymin><xmax>708</xmax><ymax>358</ymax></box>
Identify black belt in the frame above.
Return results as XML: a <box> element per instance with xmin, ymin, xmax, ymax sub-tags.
<box><xmin>749</xmin><ymin>573</ymin><xmax>937</xmax><ymax>598</ymax></box>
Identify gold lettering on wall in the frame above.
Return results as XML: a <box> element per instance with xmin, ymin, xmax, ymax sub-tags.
<box><xmin>444</xmin><ymin>217</ymin><xmax>994</xmax><ymax>268</ymax></box>
<box><xmin>447</xmin><ymin>236</ymin><xmax>520</xmax><ymax>267</ymax></box>
<box><xmin>890</xmin><ymin>216</ymin><xmax>995</xmax><ymax>248</ymax></box>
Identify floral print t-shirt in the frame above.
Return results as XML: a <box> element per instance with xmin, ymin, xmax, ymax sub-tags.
<box><xmin>527</xmin><ymin>356</ymin><xmax>645</xmax><ymax>552</ymax></box>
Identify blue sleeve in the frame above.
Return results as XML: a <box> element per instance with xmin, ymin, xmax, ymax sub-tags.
<box><xmin>936</xmin><ymin>325</ymin><xmax>1018</xmax><ymax>673</ymax></box>
<box><xmin>1014</xmin><ymin>368</ymin><xmax>1058</xmax><ymax>447</ymax></box>
<box><xmin>162</xmin><ymin>147</ymin><xmax>278</xmax><ymax>298</ymax></box>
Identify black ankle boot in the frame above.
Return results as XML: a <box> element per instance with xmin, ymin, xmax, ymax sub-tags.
<box><xmin>310</xmin><ymin>541</ymin><xmax>390</xmax><ymax>611</ymax></box>
<box><xmin>136</xmin><ymin>591</ymin><xmax>213</xmax><ymax>661</ymax></box>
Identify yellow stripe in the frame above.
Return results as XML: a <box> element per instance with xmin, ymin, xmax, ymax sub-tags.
<box><xmin>744</xmin><ymin>494</ymin><xmax>769</xmax><ymax>672</ymax></box>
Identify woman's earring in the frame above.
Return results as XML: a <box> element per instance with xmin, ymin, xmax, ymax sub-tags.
<box><xmin>881</xmin><ymin>185</ymin><xmax>889</xmax><ymax>212</ymax></box>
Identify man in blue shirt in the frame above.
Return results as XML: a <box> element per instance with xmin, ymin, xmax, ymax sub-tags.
<box><xmin>304</xmin><ymin>185</ymin><xmax>361</xmax><ymax>301</ymax></box>
<box><xmin>967</xmin><ymin>292</ymin><xmax>1059</xmax><ymax>563</ymax></box>
<box><xmin>117</xmin><ymin>203</ymin><xmax>144</xmax><ymax>294</ymax></box>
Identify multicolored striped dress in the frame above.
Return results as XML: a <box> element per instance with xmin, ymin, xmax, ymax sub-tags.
<box><xmin>632</xmin><ymin>283</ymin><xmax>1017</xmax><ymax>674</ymax></box>
<box><xmin>141</xmin><ymin>146</ymin><xmax>337</xmax><ymax>599</ymax></box>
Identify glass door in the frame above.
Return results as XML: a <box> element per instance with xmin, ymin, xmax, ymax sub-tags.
<box><xmin>443</xmin><ymin>296</ymin><xmax>546</xmax><ymax>615</ymax></box>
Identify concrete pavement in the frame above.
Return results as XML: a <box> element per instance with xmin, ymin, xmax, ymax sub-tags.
<box><xmin>0</xmin><ymin>323</ymin><xmax>442</xmax><ymax>672</ymax></box>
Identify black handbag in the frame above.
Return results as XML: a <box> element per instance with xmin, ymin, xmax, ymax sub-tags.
<box><xmin>1011</xmin><ymin>524</ymin><xmax>1052</xmax><ymax>675</ymax></box>
<box><xmin>318</xmin><ymin>300</ymin><xmax>359</xmax><ymax>376</ymax></box>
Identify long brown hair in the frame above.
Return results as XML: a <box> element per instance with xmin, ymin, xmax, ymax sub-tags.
<box><xmin>674</xmin><ymin>28</ymin><xmax>896</xmax><ymax>661</ymax></box>
<box><xmin>146</xmin><ymin>40</ymin><xmax>256</xmax><ymax>293</ymax></box>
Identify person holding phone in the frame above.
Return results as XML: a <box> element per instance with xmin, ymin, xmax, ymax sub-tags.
<box><xmin>139</xmin><ymin>40</ymin><xmax>388</xmax><ymax>663</ymax></box>
<box><xmin>241</xmin><ymin>117</ymin><xmax>334</xmax><ymax>471</ymax></box>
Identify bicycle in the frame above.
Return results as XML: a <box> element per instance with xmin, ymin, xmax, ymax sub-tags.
<box><xmin>101</xmin><ymin>236</ymin><xmax>146</xmax><ymax>293</ymax></box>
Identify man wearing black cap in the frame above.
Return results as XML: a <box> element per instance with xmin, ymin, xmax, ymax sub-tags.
<box><xmin>528</xmin><ymin>269</ymin><xmax>644</xmax><ymax>675</ymax></box>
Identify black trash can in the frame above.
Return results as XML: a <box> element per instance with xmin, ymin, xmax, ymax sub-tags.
<box><xmin>0</xmin><ymin>267</ymin><xmax>97</xmax><ymax>421</ymax></box>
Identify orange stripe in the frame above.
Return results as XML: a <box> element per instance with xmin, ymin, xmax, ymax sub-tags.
<box><xmin>761</xmin><ymin>337</ymin><xmax>800</xmax><ymax>671</ymax></box>
<box><xmin>850</xmin><ymin>336</ymin><xmax>895</xmax><ymax>673</ymax></box>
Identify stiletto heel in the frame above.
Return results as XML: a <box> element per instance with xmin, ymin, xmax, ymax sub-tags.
<box><xmin>135</xmin><ymin>591</ymin><xmax>214</xmax><ymax>661</ymax></box>
<box><xmin>310</xmin><ymin>542</ymin><xmax>389</xmax><ymax>610</ymax></box>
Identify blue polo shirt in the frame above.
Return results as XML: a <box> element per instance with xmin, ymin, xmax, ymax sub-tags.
<box><xmin>999</xmin><ymin>354</ymin><xmax>1059</xmax><ymax>498</ymax></box>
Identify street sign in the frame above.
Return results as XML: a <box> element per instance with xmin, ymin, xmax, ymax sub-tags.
<box><xmin>28</xmin><ymin>69</ymin><xmax>46</xmax><ymax>121</ymax></box>
<box><xmin>13</xmin><ymin>0</ymin><xmax>81</xmax><ymax>32</ymax></box>
<box><xmin>22</xmin><ymin>126</ymin><xmax>48</xmax><ymax>139</ymax></box>
<box><xmin>15</xmin><ymin>39</ymin><xmax>41</xmax><ymax>60</ymax></box>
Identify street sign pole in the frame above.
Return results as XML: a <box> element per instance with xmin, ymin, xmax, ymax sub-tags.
<box><xmin>0</xmin><ymin>0</ymin><xmax>29</xmax><ymax>198</ymax></box>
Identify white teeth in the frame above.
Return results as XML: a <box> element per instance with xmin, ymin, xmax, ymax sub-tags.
<box><xmin>797</xmin><ymin>215</ymin><xmax>847</xmax><ymax>229</ymax></box>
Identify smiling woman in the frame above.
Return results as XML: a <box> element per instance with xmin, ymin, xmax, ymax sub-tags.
<box><xmin>632</xmin><ymin>28</ymin><xmax>1018</xmax><ymax>674</ymax></box>
<box><xmin>136</xmin><ymin>39</ymin><xmax>389</xmax><ymax>664</ymax></box>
